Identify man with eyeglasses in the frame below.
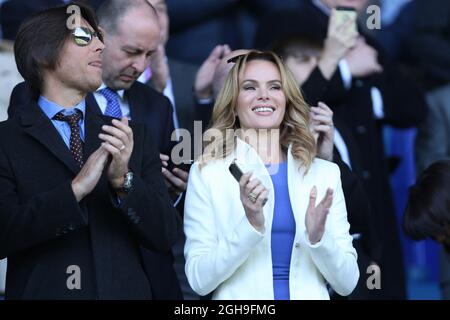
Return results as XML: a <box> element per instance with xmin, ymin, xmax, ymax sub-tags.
<box><xmin>0</xmin><ymin>3</ymin><xmax>180</xmax><ymax>299</ymax></box>
<box><xmin>6</xmin><ymin>0</ymin><xmax>187</xmax><ymax>299</ymax></box>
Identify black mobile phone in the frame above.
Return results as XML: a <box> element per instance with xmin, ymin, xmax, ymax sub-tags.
<box><xmin>177</xmin><ymin>159</ymin><xmax>194</xmax><ymax>172</ymax></box>
<box><xmin>229</xmin><ymin>161</ymin><xmax>243</xmax><ymax>182</ymax></box>
<box><xmin>168</xmin><ymin>158</ymin><xmax>194</xmax><ymax>173</ymax></box>
<box><xmin>229</xmin><ymin>161</ymin><xmax>268</xmax><ymax>206</ymax></box>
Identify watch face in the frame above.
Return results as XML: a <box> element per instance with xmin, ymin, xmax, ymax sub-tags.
<box><xmin>123</xmin><ymin>172</ymin><xmax>134</xmax><ymax>190</ymax></box>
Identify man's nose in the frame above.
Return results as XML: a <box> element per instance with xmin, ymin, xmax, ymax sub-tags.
<box><xmin>92</xmin><ymin>36</ymin><xmax>105</xmax><ymax>52</ymax></box>
<box><xmin>132</xmin><ymin>56</ymin><xmax>148</xmax><ymax>74</ymax></box>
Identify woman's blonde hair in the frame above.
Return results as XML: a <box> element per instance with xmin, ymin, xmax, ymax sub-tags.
<box><xmin>200</xmin><ymin>50</ymin><xmax>316</xmax><ymax>170</ymax></box>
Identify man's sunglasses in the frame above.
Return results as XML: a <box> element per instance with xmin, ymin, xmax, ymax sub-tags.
<box><xmin>72</xmin><ymin>27</ymin><xmax>103</xmax><ymax>46</ymax></box>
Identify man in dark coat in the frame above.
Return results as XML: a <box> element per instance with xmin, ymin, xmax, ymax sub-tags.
<box><xmin>0</xmin><ymin>3</ymin><xmax>180</xmax><ymax>299</ymax></box>
<box><xmin>8</xmin><ymin>0</ymin><xmax>186</xmax><ymax>299</ymax></box>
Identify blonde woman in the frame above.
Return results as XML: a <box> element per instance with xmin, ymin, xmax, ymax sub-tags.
<box><xmin>183</xmin><ymin>51</ymin><xmax>358</xmax><ymax>300</ymax></box>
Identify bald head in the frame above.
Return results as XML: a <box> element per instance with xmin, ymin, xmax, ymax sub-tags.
<box><xmin>99</xmin><ymin>0</ymin><xmax>161</xmax><ymax>90</ymax></box>
<box><xmin>212</xmin><ymin>49</ymin><xmax>250</xmax><ymax>97</ymax></box>
<box><xmin>97</xmin><ymin>0</ymin><xmax>158</xmax><ymax>35</ymax></box>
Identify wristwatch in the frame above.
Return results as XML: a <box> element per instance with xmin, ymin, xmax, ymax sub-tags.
<box><xmin>117</xmin><ymin>171</ymin><xmax>134</xmax><ymax>193</ymax></box>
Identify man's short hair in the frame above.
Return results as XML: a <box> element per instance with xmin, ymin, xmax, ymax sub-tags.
<box><xmin>97</xmin><ymin>0</ymin><xmax>157</xmax><ymax>35</ymax></box>
<box><xmin>14</xmin><ymin>2</ymin><xmax>100</xmax><ymax>97</ymax></box>
<box><xmin>403</xmin><ymin>160</ymin><xmax>450</xmax><ymax>243</ymax></box>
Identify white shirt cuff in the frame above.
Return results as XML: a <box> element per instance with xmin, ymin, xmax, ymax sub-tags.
<box><xmin>339</xmin><ymin>59</ymin><xmax>352</xmax><ymax>90</ymax></box>
<box><xmin>371</xmin><ymin>87</ymin><xmax>384</xmax><ymax>119</ymax></box>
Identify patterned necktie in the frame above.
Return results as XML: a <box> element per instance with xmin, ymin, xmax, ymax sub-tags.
<box><xmin>99</xmin><ymin>87</ymin><xmax>123</xmax><ymax>118</ymax></box>
<box><xmin>53</xmin><ymin>110</ymin><xmax>84</xmax><ymax>168</ymax></box>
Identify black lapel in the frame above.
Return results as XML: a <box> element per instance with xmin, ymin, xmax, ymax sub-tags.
<box><xmin>21</xmin><ymin>101</ymin><xmax>79</xmax><ymax>174</ymax></box>
<box><xmin>126</xmin><ymin>83</ymin><xmax>145</xmax><ymax>123</ymax></box>
<box><xmin>83</xmin><ymin>98</ymin><xmax>110</xmax><ymax>160</ymax></box>
<box><xmin>85</xmin><ymin>92</ymin><xmax>103</xmax><ymax>116</ymax></box>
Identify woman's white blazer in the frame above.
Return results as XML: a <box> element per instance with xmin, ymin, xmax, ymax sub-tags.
<box><xmin>184</xmin><ymin>138</ymin><xmax>359</xmax><ymax>300</ymax></box>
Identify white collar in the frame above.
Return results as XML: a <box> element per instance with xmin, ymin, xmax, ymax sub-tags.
<box><xmin>232</xmin><ymin>138</ymin><xmax>304</xmax><ymax>174</ymax></box>
<box><xmin>97</xmin><ymin>83</ymin><xmax>126</xmax><ymax>100</ymax></box>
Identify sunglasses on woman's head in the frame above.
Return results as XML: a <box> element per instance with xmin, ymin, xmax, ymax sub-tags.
<box><xmin>72</xmin><ymin>27</ymin><xmax>103</xmax><ymax>46</ymax></box>
<box><xmin>227</xmin><ymin>54</ymin><xmax>245</xmax><ymax>64</ymax></box>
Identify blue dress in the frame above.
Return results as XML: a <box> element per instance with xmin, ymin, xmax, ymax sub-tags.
<box><xmin>267</xmin><ymin>161</ymin><xmax>296</xmax><ymax>300</ymax></box>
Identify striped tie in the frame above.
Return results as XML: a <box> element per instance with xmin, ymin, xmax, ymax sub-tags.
<box><xmin>99</xmin><ymin>87</ymin><xmax>123</xmax><ymax>118</ymax></box>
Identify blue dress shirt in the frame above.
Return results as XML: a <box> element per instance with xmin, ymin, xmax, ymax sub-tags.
<box><xmin>38</xmin><ymin>95</ymin><xmax>86</xmax><ymax>148</ymax></box>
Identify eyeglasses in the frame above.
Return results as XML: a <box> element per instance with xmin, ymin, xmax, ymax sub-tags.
<box><xmin>72</xmin><ymin>27</ymin><xmax>103</xmax><ymax>47</ymax></box>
